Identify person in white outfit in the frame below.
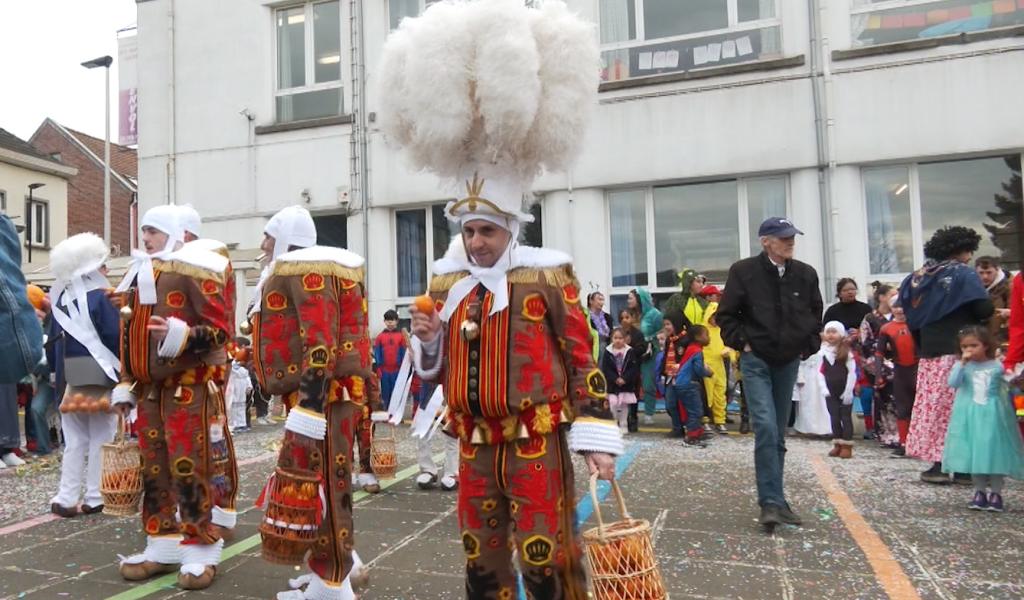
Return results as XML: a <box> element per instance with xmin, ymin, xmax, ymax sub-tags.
<box><xmin>413</xmin><ymin>379</ymin><xmax>459</xmax><ymax>491</ymax></box>
<box><xmin>46</xmin><ymin>233</ymin><xmax>121</xmax><ymax>517</ymax></box>
<box><xmin>225</xmin><ymin>349</ymin><xmax>253</xmax><ymax>433</ymax></box>
<box><xmin>793</xmin><ymin>350</ymin><xmax>833</xmax><ymax>437</ymax></box>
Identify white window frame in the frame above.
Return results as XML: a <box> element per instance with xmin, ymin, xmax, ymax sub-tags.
<box><xmin>600</xmin><ymin>0</ymin><xmax>782</xmax><ymax>54</ymax></box>
<box><xmin>605</xmin><ymin>174</ymin><xmax>790</xmax><ymax>297</ymax></box>
<box><xmin>273</xmin><ymin>0</ymin><xmax>344</xmax><ymax>122</ymax></box>
<box><xmin>862</xmin><ymin>152</ymin><xmax>1024</xmax><ymax>281</ymax></box>
<box><xmin>24</xmin><ymin>197</ymin><xmax>49</xmax><ymax>249</ymax></box>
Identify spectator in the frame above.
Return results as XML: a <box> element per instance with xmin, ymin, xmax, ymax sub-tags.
<box><xmin>374</xmin><ymin>309</ymin><xmax>408</xmax><ymax>410</ymax></box>
<box><xmin>664</xmin><ymin>268</ymin><xmax>709</xmax><ymax>326</ymax></box>
<box><xmin>975</xmin><ymin>256</ymin><xmax>1011</xmax><ymax>348</ymax></box>
<box><xmin>899</xmin><ymin>226</ymin><xmax>993</xmax><ymax>484</ymax></box>
<box><xmin>627</xmin><ymin>288</ymin><xmax>664</xmax><ymax>431</ymax></box>
<box><xmin>876</xmin><ymin>295</ymin><xmax>918</xmax><ymax>457</ymax></box>
<box><xmin>718</xmin><ymin>217</ymin><xmax>823</xmax><ymax>528</ymax></box>
<box><xmin>859</xmin><ymin>283</ymin><xmax>899</xmax><ymax>447</ymax></box>
<box><xmin>818</xmin><ymin>321</ymin><xmax>857</xmax><ymax>459</ymax></box>
<box><xmin>600</xmin><ymin>328</ymin><xmax>641</xmax><ymax>433</ymax></box>
<box><xmin>587</xmin><ymin>291</ymin><xmax>613</xmax><ymax>362</ymax></box>
<box><xmin>823</xmin><ymin>278</ymin><xmax>873</xmax><ymax>332</ymax></box>
<box><xmin>660</xmin><ymin>310</ymin><xmax>690</xmax><ymax>437</ymax></box>
<box><xmin>701</xmin><ymin>288</ymin><xmax>729</xmax><ymax>433</ymax></box>
<box><xmin>27</xmin><ymin>296</ymin><xmax>56</xmax><ymax>456</ymax></box>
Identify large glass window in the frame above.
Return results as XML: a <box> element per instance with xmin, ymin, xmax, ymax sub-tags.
<box><xmin>608</xmin><ymin>175</ymin><xmax>789</xmax><ymax>299</ymax></box>
<box><xmin>850</xmin><ymin>0</ymin><xmax>1024</xmax><ymax>48</ymax></box>
<box><xmin>864</xmin><ymin>155</ymin><xmax>1023</xmax><ymax>275</ymax></box>
<box><xmin>275</xmin><ymin>1</ymin><xmax>343</xmax><ymax>123</ymax></box>
<box><xmin>864</xmin><ymin>167</ymin><xmax>914</xmax><ymax>275</ymax></box>
<box><xmin>388</xmin><ymin>0</ymin><xmax>439</xmax><ymax>30</ymax></box>
<box><xmin>600</xmin><ymin>0</ymin><xmax>781</xmax><ymax>83</ymax></box>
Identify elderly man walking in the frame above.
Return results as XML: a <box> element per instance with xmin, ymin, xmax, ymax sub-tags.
<box><xmin>717</xmin><ymin>217</ymin><xmax>823</xmax><ymax>528</ymax></box>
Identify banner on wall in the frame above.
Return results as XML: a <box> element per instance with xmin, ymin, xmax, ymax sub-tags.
<box><xmin>118</xmin><ymin>35</ymin><xmax>138</xmax><ymax>146</ymax></box>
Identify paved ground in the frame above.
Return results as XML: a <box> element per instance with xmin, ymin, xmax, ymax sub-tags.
<box><xmin>1</xmin><ymin>414</ymin><xmax>1022</xmax><ymax>600</ymax></box>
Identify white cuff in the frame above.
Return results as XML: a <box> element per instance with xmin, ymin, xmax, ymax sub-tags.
<box><xmin>119</xmin><ymin>535</ymin><xmax>183</xmax><ymax>566</ymax></box>
<box><xmin>370</xmin><ymin>411</ymin><xmax>390</xmax><ymax>423</ymax></box>
<box><xmin>157</xmin><ymin>317</ymin><xmax>190</xmax><ymax>358</ymax></box>
<box><xmin>306</xmin><ymin>572</ymin><xmax>355</xmax><ymax>600</ymax></box>
<box><xmin>358</xmin><ymin>473</ymin><xmax>379</xmax><ymax>487</ymax></box>
<box><xmin>211</xmin><ymin>506</ymin><xmax>237</xmax><ymax>529</ymax></box>
<box><xmin>411</xmin><ymin>334</ymin><xmax>443</xmax><ymax>380</ymax></box>
<box><xmin>285</xmin><ymin>407</ymin><xmax>328</xmax><ymax>440</ymax></box>
<box><xmin>179</xmin><ymin>539</ymin><xmax>224</xmax><ymax>576</ymax></box>
<box><xmin>568</xmin><ymin>418</ymin><xmax>625</xmax><ymax>456</ymax></box>
<box><xmin>111</xmin><ymin>383</ymin><xmax>138</xmax><ymax>409</ymax></box>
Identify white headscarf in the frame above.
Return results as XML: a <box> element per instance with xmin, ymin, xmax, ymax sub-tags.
<box><xmin>48</xmin><ymin>233</ymin><xmax>119</xmax><ymax>381</ymax></box>
<box><xmin>179</xmin><ymin>204</ymin><xmax>202</xmax><ymax>239</ymax></box>
<box><xmin>438</xmin><ymin>215</ymin><xmax>520</xmax><ymax>322</ymax></box>
<box><xmin>115</xmin><ymin>204</ymin><xmax>185</xmax><ymax>305</ymax></box>
<box><xmin>250</xmin><ymin>206</ymin><xmax>317</xmax><ymax>316</ymax></box>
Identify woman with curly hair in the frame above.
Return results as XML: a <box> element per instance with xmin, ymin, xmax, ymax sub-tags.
<box><xmin>899</xmin><ymin>226</ymin><xmax>994</xmax><ymax>484</ymax></box>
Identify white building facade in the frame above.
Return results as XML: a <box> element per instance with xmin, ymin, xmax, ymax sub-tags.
<box><xmin>134</xmin><ymin>0</ymin><xmax>1024</xmax><ymax>321</ymax></box>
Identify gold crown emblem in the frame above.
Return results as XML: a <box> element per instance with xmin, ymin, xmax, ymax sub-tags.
<box><xmin>464</xmin><ymin>173</ymin><xmax>486</xmax><ymax>212</ymax></box>
<box><xmin>447</xmin><ymin>172</ymin><xmax>512</xmax><ymax>220</ymax></box>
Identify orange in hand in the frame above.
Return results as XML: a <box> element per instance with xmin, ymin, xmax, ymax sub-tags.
<box><xmin>27</xmin><ymin>285</ymin><xmax>46</xmax><ymax>310</ymax></box>
<box><xmin>413</xmin><ymin>295</ymin><xmax>434</xmax><ymax>314</ymax></box>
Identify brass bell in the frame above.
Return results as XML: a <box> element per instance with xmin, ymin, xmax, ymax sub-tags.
<box><xmin>469</xmin><ymin>425</ymin><xmax>485</xmax><ymax>445</ymax></box>
<box><xmin>460</xmin><ymin>319</ymin><xmax>480</xmax><ymax>341</ymax></box>
<box><xmin>517</xmin><ymin>421</ymin><xmax>530</xmax><ymax>440</ymax></box>
<box><xmin>119</xmin><ymin>305</ymin><xmax>134</xmax><ymax>322</ymax></box>
<box><xmin>238</xmin><ymin>320</ymin><xmax>253</xmax><ymax>335</ymax></box>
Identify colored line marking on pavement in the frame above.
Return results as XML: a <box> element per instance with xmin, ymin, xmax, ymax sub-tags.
<box><xmin>104</xmin><ymin>452</ymin><xmax>445</xmax><ymax>600</ymax></box>
<box><xmin>809</xmin><ymin>455</ymin><xmax>922</xmax><ymax>600</ymax></box>
<box><xmin>518</xmin><ymin>442</ymin><xmax>647</xmax><ymax>600</ymax></box>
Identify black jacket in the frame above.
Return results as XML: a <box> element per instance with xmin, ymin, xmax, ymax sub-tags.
<box><xmin>600</xmin><ymin>346</ymin><xmax>641</xmax><ymax>394</ymax></box>
<box><xmin>717</xmin><ymin>252</ymin><xmax>824</xmax><ymax>365</ymax></box>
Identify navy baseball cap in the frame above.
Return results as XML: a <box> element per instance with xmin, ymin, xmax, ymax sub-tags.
<box><xmin>758</xmin><ymin>217</ymin><xmax>803</xmax><ymax>238</ymax></box>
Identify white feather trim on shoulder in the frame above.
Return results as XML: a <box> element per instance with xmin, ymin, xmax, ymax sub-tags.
<box><xmin>432</xmin><ymin>240</ymin><xmax>572</xmax><ymax>275</ymax></box>
<box><xmin>276</xmin><ymin>245</ymin><xmax>365</xmax><ymax>269</ymax></box>
<box><xmin>50</xmin><ymin>233</ymin><xmax>109</xmax><ymax>281</ymax></box>
<box><xmin>169</xmin><ymin>245</ymin><xmax>230</xmax><ymax>275</ymax></box>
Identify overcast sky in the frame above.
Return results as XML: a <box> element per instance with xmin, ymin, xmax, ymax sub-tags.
<box><xmin>0</xmin><ymin>0</ymin><xmax>137</xmax><ymax>141</ymax></box>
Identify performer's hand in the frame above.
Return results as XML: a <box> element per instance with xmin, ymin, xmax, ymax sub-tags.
<box><xmin>998</xmin><ymin>308</ymin><xmax>1011</xmax><ymax>319</ymax></box>
<box><xmin>586</xmin><ymin>452</ymin><xmax>615</xmax><ymax>481</ymax></box>
<box><xmin>410</xmin><ymin>305</ymin><xmax>441</xmax><ymax>343</ymax></box>
<box><xmin>147</xmin><ymin>315</ymin><xmax>169</xmax><ymax>341</ymax></box>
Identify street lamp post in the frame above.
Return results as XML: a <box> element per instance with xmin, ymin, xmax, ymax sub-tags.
<box><xmin>81</xmin><ymin>55</ymin><xmax>113</xmax><ymax>246</ymax></box>
<box><xmin>27</xmin><ymin>183</ymin><xmax>45</xmax><ymax>264</ymax></box>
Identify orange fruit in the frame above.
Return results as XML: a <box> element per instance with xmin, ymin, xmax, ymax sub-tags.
<box><xmin>26</xmin><ymin>285</ymin><xmax>46</xmax><ymax>310</ymax></box>
<box><xmin>412</xmin><ymin>295</ymin><xmax>434</xmax><ymax>314</ymax></box>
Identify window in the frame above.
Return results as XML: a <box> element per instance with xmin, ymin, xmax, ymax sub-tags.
<box><xmin>864</xmin><ymin>154</ymin><xmax>1023</xmax><ymax>276</ymax></box>
<box><xmin>275</xmin><ymin>1</ymin><xmax>342</xmax><ymax>123</ymax></box>
<box><xmin>600</xmin><ymin>0</ymin><xmax>781</xmax><ymax>83</ymax></box>
<box><xmin>0</xmin><ymin>190</ymin><xmax>6</xmax><ymax>214</ymax></box>
<box><xmin>24</xmin><ymin>198</ymin><xmax>49</xmax><ymax>248</ymax></box>
<box><xmin>395</xmin><ymin>201</ymin><xmax>544</xmax><ymax>299</ymax></box>
<box><xmin>608</xmin><ymin>175</ymin><xmax>788</xmax><ymax>294</ymax></box>
<box><xmin>312</xmin><ymin>213</ymin><xmax>347</xmax><ymax>248</ymax></box>
<box><xmin>388</xmin><ymin>0</ymin><xmax>439</xmax><ymax>30</ymax></box>
<box><xmin>850</xmin><ymin>0</ymin><xmax>1024</xmax><ymax>48</ymax></box>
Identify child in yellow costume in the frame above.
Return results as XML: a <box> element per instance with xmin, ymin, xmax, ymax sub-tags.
<box><xmin>701</xmin><ymin>286</ymin><xmax>730</xmax><ymax>433</ymax></box>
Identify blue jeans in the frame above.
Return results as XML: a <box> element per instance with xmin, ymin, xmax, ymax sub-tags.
<box><xmin>740</xmin><ymin>352</ymin><xmax>800</xmax><ymax>508</ymax></box>
<box><xmin>29</xmin><ymin>381</ymin><xmax>55</xmax><ymax>455</ymax></box>
<box><xmin>673</xmin><ymin>383</ymin><xmax>704</xmax><ymax>435</ymax></box>
<box><xmin>664</xmin><ymin>384</ymin><xmax>683</xmax><ymax>433</ymax></box>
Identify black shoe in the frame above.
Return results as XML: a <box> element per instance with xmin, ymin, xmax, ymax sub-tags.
<box><xmin>50</xmin><ymin>503</ymin><xmax>78</xmax><ymax>519</ymax></box>
<box><xmin>759</xmin><ymin>504</ymin><xmax>782</xmax><ymax>527</ymax></box>
<box><xmin>725</xmin><ymin>417</ymin><xmax>735</xmax><ymax>424</ymax></box>
<box><xmin>952</xmin><ymin>473</ymin><xmax>973</xmax><ymax>486</ymax></box>
<box><xmin>739</xmin><ymin>421</ymin><xmax>751</xmax><ymax>435</ymax></box>
<box><xmin>920</xmin><ymin>463</ymin><xmax>950</xmax><ymax>484</ymax></box>
<box><xmin>681</xmin><ymin>437</ymin><xmax>707</xmax><ymax>448</ymax></box>
<box><xmin>889</xmin><ymin>446</ymin><xmax>906</xmax><ymax>458</ymax></box>
<box><xmin>81</xmin><ymin>504</ymin><xmax>104</xmax><ymax>515</ymax></box>
<box><xmin>776</xmin><ymin>505</ymin><xmax>803</xmax><ymax>526</ymax></box>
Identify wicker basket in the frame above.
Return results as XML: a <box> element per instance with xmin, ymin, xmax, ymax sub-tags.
<box><xmin>100</xmin><ymin>416</ymin><xmax>143</xmax><ymax>517</ymax></box>
<box><xmin>582</xmin><ymin>475</ymin><xmax>667</xmax><ymax>600</ymax></box>
<box><xmin>370</xmin><ymin>422</ymin><xmax>397</xmax><ymax>479</ymax></box>
<box><xmin>258</xmin><ymin>467</ymin><xmax>323</xmax><ymax>565</ymax></box>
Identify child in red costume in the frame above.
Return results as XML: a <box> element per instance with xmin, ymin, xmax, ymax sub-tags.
<box><xmin>373</xmin><ymin>309</ymin><xmax>407</xmax><ymax>409</ymax></box>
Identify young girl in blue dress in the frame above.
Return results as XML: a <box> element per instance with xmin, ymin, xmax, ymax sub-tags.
<box><xmin>942</xmin><ymin>326</ymin><xmax>1024</xmax><ymax>511</ymax></box>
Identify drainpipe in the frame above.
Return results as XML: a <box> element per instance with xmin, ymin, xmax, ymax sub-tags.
<box><xmin>808</xmin><ymin>0</ymin><xmax>835</xmax><ymax>294</ymax></box>
<box><xmin>349</xmin><ymin>0</ymin><xmax>370</xmax><ymax>273</ymax></box>
<box><xmin>166</xmin><ymin>0</ymin><xmax>177</xmax><ymax>207</ymax></box>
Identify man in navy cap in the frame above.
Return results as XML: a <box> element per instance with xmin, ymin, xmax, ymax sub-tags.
<box><xmin>716</xmin><ymin>217</ymin><xmax>823</xmax><ymax>528</ymax></box>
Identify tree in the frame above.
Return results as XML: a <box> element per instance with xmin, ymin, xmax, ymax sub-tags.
<box><xmin>984</xmin><ymin>156</ymin><xmax>1023</xmax><ymax>271</ymax></box>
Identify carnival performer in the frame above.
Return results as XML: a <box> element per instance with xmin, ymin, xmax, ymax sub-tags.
<box><xmin>111</xmin><ymin>205</ymin><xmax>232</xmax><ymax>590</ymax></box>
<box><xmin>178</xmin><ymin>205</ymin><xmax>241</xmax><ymax>539</ymax></box>
<box><xmin>379</xmin><ymin>2</ymin><xmax>621</xmax><ymax>597</ymax></box>
<box><xmin>46</xmin><ymin>233</ymin><xmax>120</xmax><ymax>518</ymax></box>
<box><xmin>248</xmin><ymin>205</ymin><xmax>377</xmax><ymax>600</ymax></box>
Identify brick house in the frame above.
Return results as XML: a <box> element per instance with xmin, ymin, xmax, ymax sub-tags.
<box><xmin>30</xmin><ymin>118</ymin><xmax>137</xmax><ymax>256</ymax></box>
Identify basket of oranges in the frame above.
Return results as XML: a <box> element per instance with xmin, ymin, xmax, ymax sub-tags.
<box><xmin>258</xmin><ymin>467</ymin><xmax>324</xmax><ymax>565</ymax></box>
<box><xmin>60</xmin><ymin>388</ymin><xmax>112</xmax><ymax>414</ymax></box>
<box><xmin>100</xmin><ymin>416</ymin><xmax>143</xmax><ymax>517</ymax></box>
<box><xmin>370</xmin><ymin>420</ymin><xmax>398</xmax><ymax>479</ymax></box>
<box><xmin>582</xmin><ymin>475</ymin><xmax>667</xmax><ymax>600</ymax></box>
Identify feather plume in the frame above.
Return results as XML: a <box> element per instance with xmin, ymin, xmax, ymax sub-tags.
<box><xmin>377</xmin><ymin>0</ymin><xmax>598</xmax><ymax>187</ymax></box>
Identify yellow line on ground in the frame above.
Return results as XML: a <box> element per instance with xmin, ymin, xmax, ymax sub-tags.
<box><xmin>809</xmin><ymin>455</ymin><xmax>922</xmax><ymax>600</ymax></box>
